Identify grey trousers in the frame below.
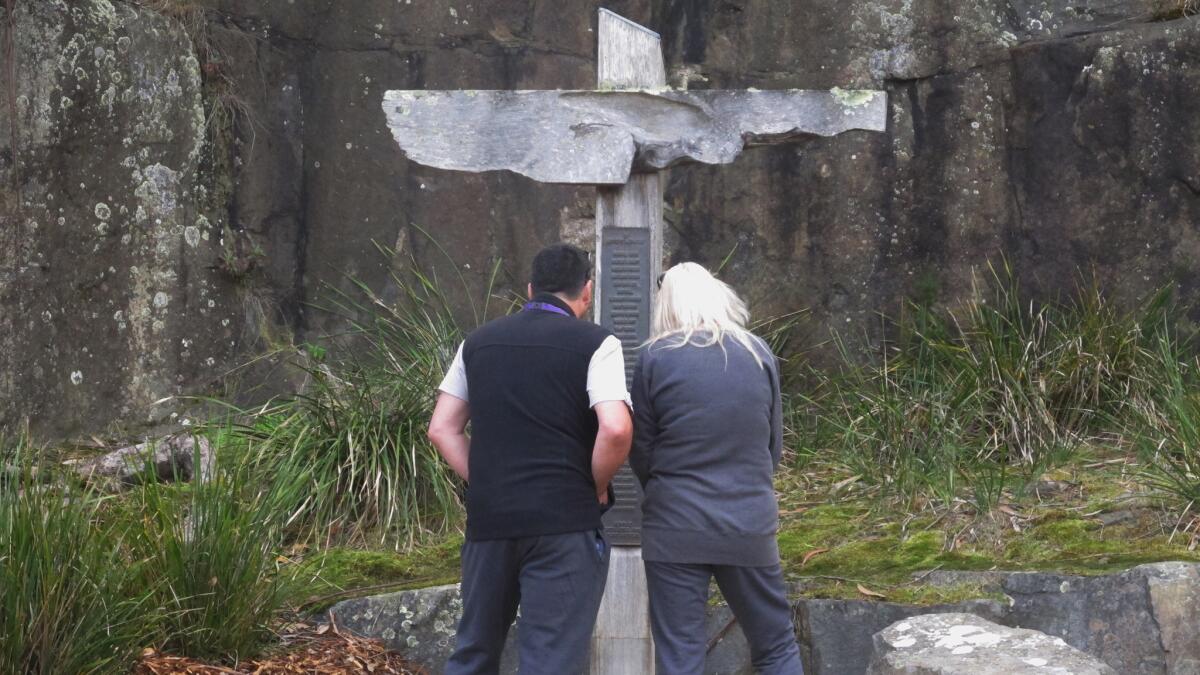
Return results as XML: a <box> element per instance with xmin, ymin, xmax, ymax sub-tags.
<box><xmin>645</xmin><ymin>561</ymin><xmax>804</xmax><ymax>675</ymax></box>
<box><xmin>446</xmin><ymin>529</ymin><xmax>610</xmax><ymax>675</ymax></box>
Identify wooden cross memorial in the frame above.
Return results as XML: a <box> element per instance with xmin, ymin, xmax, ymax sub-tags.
<box><xmin>382</xmin><ymin>9</ymin><xmax>886</xmax><ymax>673</ymax></box>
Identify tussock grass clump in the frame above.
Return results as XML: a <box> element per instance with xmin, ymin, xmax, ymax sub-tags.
<box><xmin>1</xmin><ymin>432</ymin><xmax>300</xmax><ymax>670</ymax></box>
<box><xmin>794</xmin><ymin>266</ymin><xmax>1178</xmax><ymax>509</ymax></box>
<box><xmin>128</xmin><ymin>445</ymin><xmax>299</xmax><ymax>662</ymax></box>
<box><xmin>1127</xmin><ymin>333</ymin><xmax>1200</xmax><ymax>508</ymax></box>
<box><xmin>0</xmin><ymin>438</ymin><xmax>151</xmax><ymax>675</ymax></box>
<box><xmin>226</xmin><ymin>249</ymin><xmax>506</xmax><ymax>548</ymax></box>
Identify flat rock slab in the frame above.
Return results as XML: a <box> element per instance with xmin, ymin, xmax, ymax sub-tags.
<box><xmin>65</xmin><ymin>434</ymin><xmax>213</xmax><ymax>491</ymax></box>
<box><xmin>382</xmin><ymin>88</ymin><xmax>886</xmax><ymax>184</ymax></box>
<box><xmin>868</xmin><ymin>613</ymin><xmax>1116</xmax><ymax>675</ymax></box>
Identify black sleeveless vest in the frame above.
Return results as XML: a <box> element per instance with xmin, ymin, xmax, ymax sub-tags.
<box><xmin>461</xmin><ymin>294</ymin><xmax>613</xmax><ymax>540</ymax></box>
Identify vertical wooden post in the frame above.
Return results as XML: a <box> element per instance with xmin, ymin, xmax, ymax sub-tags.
<box><xmin>591</xmin><ymin>9</ymin><xmax>663</xmax><ymax>675</ymax></box>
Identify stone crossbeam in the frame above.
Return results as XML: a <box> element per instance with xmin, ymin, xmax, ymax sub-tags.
<box><xmin>382</xmin><ymin>88</ymin><xmax>887</xmax><ymax>185</ymax></box>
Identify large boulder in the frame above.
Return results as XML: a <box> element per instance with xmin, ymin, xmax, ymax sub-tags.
<box><xmin>795</xmin><ymin>598</ymin><xmax>1009</xmax><ymax>675</ymax></box>
<box><xmin>867</xmin><ymin>613</ymin><xmax>1116</xmax><ymax>675</ymax></box>
<box><xmin>798</xmin><ymin>562</ymin><xmax>1200</xmax><ymax>675</ymax></box>
<box><xmin>999</xmin><ymin>563</ymin><xmax>1200</xmax><ymax>675</ymax></box>
<box><xmin>328</xmin><ymin>584</ymin><xmax>519</xmax><ymax>674</ymax></box>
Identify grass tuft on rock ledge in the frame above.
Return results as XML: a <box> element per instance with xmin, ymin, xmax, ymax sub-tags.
<box><xmin>776</xmin><ymin>455</ymin><xmax>1200</xmax><ymax>604</ymax></box>
<box><xmin>773</xmin><ymin>268</ymin><xmax>1200</xmax><ymax>603</ymax></box>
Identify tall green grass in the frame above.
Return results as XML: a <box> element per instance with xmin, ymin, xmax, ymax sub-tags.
<box><xmin>128</xmin><ymin>442</ymin><xmax>298</xmax><ymax>662</ymax></box>
<box><xmin>1</xmin><ymin>432</ymin><xmax>297</xmax><ymax>671</ymax></box>
<box><xmin>793</xmin><ymin>267</ymin><xmax>1179</xmax><ymax>509</ymax></box>
<box><xmin>0</xmin><ymin>437</ymin><xmax>151</xmax><ymax>675</ymax></box>
<box><xmin>1128</xmin><ymin>333</ymin><xmax>1200</xmax><ymax>508</ymax></box>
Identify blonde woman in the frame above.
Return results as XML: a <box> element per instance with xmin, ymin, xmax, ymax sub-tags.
<box><xmin>630</xmin><ymin>262</ymin><xmax>803</xmax><ymax>675</ymax></box>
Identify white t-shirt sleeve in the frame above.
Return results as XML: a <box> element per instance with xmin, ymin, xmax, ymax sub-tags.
<box><xmin>588</xmin><ymin>335</ymin><xmax>632</xmax><ymax>408</ymax></box>
<box><xmin>438</xmin><ymin>342</ymin><xmax>469</xmax><ymax>401</ymax></box>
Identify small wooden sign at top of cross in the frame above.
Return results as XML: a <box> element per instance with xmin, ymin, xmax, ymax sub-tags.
<box><xmin>382</xmin><ymin>9</ymin><xmax>887</xmax><ymax>547</ymax></box>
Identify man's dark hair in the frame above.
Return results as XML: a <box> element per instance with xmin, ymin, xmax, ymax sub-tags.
<box><xmin>531</xmin><ymin>244</ymin><xmax>592</xmax><ymax>298</ymax></box>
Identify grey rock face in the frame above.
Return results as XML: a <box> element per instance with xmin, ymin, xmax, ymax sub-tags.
<box><xmin>5</xmin><ymin>0</ymin><xmax>1200</xmax><ymax>437</ymax></box>
<box><xmin>382</xmin><ymin>88</ymin><xmax>886</xmax><ymax>184</ymax></box>
<box><xmin>0</xmin><ymin>0</ymin><xmax>247</xmax><ymax>437</ymax></box>
<box><xmin>867</xmin><ymin>613</ymin><xmax>1116</xmax><ymax>675</ymax></box>
<box><xmin>67</xmin><ymin>434</ymin><xmax>213</xmax><ymax>490</ymax></box>
<box><xmin>801</xmin><ymin>562</ymin><xmax>1200</xmax><ymax>675</ymax></box>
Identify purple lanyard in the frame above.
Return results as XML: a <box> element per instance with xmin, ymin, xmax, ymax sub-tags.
<box><xmin>523</xmin><ymin>301</ymin><xmax>572</xmax><ymax>318</ymax></box>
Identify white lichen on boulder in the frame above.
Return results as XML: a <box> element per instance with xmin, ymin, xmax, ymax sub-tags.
<box><xmin>868</xmin><ymin>613</ymin><xmax>1116</xmax><ymax>675</ymax></box>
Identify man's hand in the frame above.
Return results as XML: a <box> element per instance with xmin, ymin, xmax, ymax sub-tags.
<box><xmin>427</xmin><ymin>392</ymin><xmax>471</xmax><ymax>482</ymax></box>
<box><xmin>591</xmin><ymin>400</ymin><xmax>633</xmax><ymax>505</ymax></box>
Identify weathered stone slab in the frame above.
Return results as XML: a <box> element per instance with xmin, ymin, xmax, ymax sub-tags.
<box><xmin>65</xmin><ymin>434</ymin><xmax>213</xmax><ymax>490</ymax></box>
<box><xmin>867</xmin><ymin>613</ymin><xmax>1116</xmax><ymax>675</ymax></box>
<box><xmin>381</xmin><ymin>88</ymin><xmax>887</xmax><ymax>184</ymax></box>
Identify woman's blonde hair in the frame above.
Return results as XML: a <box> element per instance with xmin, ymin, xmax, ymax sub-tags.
<box><xmin>649</xmin><ymin>262</ymin><xmax>764</xmax><ymax>368</ymax></box>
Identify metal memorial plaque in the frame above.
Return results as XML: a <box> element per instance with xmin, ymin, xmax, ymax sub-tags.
<box><xmin>599</xmin><ymin>226</ymin><xmax>650</xmax><ymax>545</ymax></box>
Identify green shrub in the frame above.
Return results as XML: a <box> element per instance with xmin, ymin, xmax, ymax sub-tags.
<box><xmin>0</xmin><ymin>440</ymin><xmax>151</xmax><ymax>675</ymax></box>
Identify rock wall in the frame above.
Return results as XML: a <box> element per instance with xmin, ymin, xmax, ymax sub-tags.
<box><xmin>3</xmin><ymin>0</ymin><xmax>1199</xmax><ymax>436</ymax></box>
<box><xmin>329</xmin><ymin>563</ymin><xmax>1200</xmax><ymax>674</ymax></box>
<box><xmin>1</xmin><ymin>0</ymin><xmax>247</xmax><ymax>437</ymax></box>
<box><xmin>657</xmin><ymin>0</ymin><xmax>1200</xmax><ymax>349</ymax></box>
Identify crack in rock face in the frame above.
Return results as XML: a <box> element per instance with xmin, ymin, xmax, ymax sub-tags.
<box><xmin>381</xmin><ymin>88</ymin><xmax>886</xmax><ymax>185</ymax></box>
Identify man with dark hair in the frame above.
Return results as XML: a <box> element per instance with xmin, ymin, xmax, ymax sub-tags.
<box><xmin>428</xmin><ymin>243</ymin><xmax>634</xmax><ymax>675</ymax></box>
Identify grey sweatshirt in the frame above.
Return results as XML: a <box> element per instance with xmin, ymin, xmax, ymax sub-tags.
<box><xmin>629</xmin><ymin>332</ymin><xmax>783</xmax><ymax>567</ymax></box>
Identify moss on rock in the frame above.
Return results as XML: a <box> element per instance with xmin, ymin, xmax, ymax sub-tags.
<box><xmin>284</xmin><ymin>537</ymin><xmax>463</xmax><ymax>611</ymax></box>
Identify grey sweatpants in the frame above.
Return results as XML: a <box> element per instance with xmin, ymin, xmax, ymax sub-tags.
<box><xmin>446</xmin><ymin>529</ymin><xmax>610</xmax><ymax>675</ymax></box>
<box><xmin>645</xmin><ymin>561</ymin><xmax>804</xmax><ymax>675</ymax></box>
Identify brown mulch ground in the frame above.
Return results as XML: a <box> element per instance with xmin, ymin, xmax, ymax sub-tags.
<box><xmin>133</xmin><ymin>625</ymin><xmax>429</xmax><ymax>675</ymax></box>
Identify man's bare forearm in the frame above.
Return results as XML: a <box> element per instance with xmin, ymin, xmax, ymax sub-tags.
<box><xmin>433</xmin><ymin>432</ymin><xmax>470</xmax><ymax>483</ymax></box>
<box><xmin>593</xmin><ymin>435</ymin><xmax>630</xmax><ymax>494</ymax></box>
<box><xmin>591</xmin><ymin>401</ymin><xmax>633</xmax><ymax>502</ymax></box>
<box><xmin>427</xmin><ymin>393</ymin><xmax>472</xmax><ymax>483</ymax></box>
